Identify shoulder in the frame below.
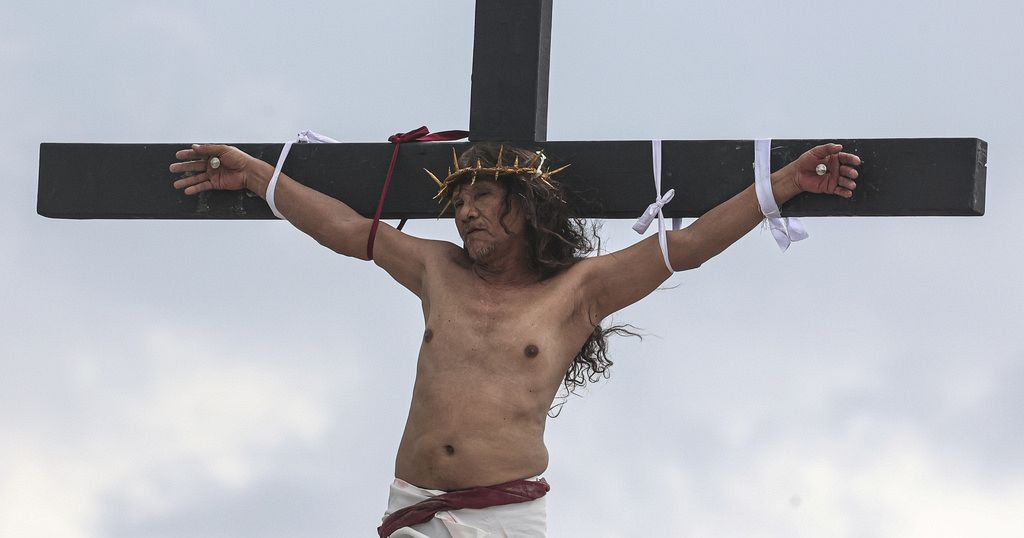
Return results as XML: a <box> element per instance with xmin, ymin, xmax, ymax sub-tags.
<box><xmin>558</xmin><ymin>237</ymin><xmax>673</xmax><ymax>320</ymax></box>
<box><xmin>372</xmin><ymin>225</ymin><xmax>465</xmax><ymax>297</ymax></box>
<box><xmin>374</xmin><ymin>225</ymin><xmax>461</xmax><ymax>262</ymax></box>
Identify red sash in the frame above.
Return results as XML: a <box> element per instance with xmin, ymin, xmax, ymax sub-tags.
<box><xmin>378</xmin><ymin>477</ymin><xmax>550</xmax><ymax>537</ymax></box>
<box><xmin>366</xmin><ymin>126</ymin><xmax>469</xmax><ymax>260</ymax></box>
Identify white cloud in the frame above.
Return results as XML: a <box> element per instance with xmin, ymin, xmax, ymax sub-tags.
<box><xmin>547</xmin><ymin>414</ymin><xmax>1024</xmax><ymax>537</ymax></box>
<box><xmin>0</xmin><ymin>324</ymin><xmax>344</xmax><ymax>538</ymax></box>
<box><xmin>744</xmin><ymin>426</ymin><xmax>1024</xmax><ymax>538</ymax></box>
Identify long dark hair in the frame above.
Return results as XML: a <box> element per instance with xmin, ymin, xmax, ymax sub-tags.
<box><xmin>450</xmin><ymin>144</ymin><xmax>641</xmax><ymax>416</ymax></box>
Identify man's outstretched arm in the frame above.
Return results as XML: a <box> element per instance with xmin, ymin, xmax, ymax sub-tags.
<box><xmin>577</xmin><ymin>143</ymin><xmax>862</xmax><ymax>320</ymax></box>
<box><xmin>170</xmin><ymin>144</ymin><xmax>438</xmax><ymax>295</ymax></box>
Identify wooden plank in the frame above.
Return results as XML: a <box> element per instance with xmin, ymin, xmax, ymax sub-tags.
<box><xmin>37</xmin><ymin>138</ymin><xmax>986</xmax><ymax>220</ymax></box>
<box><xmin>469</xmin><ymin>0</ymin><xmax>552</xmax><ymax>141</ymax></box>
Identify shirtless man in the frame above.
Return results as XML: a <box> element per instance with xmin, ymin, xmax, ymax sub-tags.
<box><xmin>170</xmin><ymin>142</ymin><xmax>861</xmax><ymax>536</ymax></box>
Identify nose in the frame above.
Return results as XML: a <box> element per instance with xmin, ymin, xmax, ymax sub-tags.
<box><xmin>457</xmin><ymin>199</ymin><xmax>479</xmax><ymax>222</ymax></box>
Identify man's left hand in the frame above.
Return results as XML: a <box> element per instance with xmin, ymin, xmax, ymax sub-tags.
<box><xmin>786</xmin><ymin>143</ymin><xmax>862</xmax><ymax>199</ymax></box>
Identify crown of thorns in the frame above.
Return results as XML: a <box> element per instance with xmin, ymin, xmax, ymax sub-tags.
<box><xmin>425</xmin><ymin>146</ymin><xmax>571</xmax><ymax>215</ymax></box>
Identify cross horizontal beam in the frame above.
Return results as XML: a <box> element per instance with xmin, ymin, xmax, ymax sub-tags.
<box><xmin>37</xmin><ymin>138</ymin><xmax>986</xmax><ymax>220</ymax></box>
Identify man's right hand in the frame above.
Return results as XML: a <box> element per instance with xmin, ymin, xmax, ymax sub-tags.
<box><xmin>170</xmin><ymin>144</ymin><xmax>253</xmax><ymax>195</ymax></box>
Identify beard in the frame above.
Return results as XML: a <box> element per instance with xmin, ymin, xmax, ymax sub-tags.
<box><xmin>466</xmin><ymin>240</ymin><xmax>496</xmax><ymax>262</ymax></box>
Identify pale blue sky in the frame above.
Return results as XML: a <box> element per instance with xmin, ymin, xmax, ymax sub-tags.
<box><xmin>2</xmin><ymin>1</ymin><xmax>1022</xmax><ymax>536</ymax></box>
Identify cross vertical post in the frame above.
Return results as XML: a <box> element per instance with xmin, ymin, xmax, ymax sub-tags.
<box><xmin>469</xmin><ymin>0</ymin><xmax>552</xmax><ymax>142</ymax></box>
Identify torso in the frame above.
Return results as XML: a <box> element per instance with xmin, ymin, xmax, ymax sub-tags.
<box><xmin>394</xmin><ymin>244</ymin><xmax>596</xmax><ymax>490</ymax></box>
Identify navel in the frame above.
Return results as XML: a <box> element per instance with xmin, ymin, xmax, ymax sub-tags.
<box><xmin>444</xmin><ymin>444</ymin><xmax>455</xmax><ymax>456</ymax></box>
<box><xmin>524</xmin><ymin>344</ymin><xmax>539</xmax><ymax>358</ymax></box>
<box><xmin>423</xmin><ymin>328</ymin><xmax>434</xmax><ymax>343</ymax></box>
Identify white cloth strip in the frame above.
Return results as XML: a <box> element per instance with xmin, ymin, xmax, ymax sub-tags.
<box><xmin>266</xmin><ymin>142</ymin><xmax>293</xmax><ymax>219</ymax></box>
<box><xmin>533</xmin><ymin>151</ymin><xmax>546</xmax><ymax>178</ymax></box>
<box><xmin>266</xmin><ymin>130</ymin><xmax>337</xmax><ymax>219</ymax></box>
<box><xmin>297</xmin><ymin>130</ymin><xmax>339</xmax><ymax>144</ymax></box>
<box><xmin>384</xmin><ymin>477</ymin><xmax>547</xmax><ymax>538</ymax></box>
<box><xmin>631</xmin><ymin>140</ymin><xmax>675</xmax><ymax>273</ymax></box>
<box><xmin>753</xmin><ymin>139</ymin><xmax>808</xmax><ymax>251</ymax></box>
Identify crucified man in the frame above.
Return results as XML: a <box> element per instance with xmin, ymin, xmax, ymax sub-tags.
<box><xmin>170</xmin><ymin>141</ymin><xmax>861</xmax><ymax>537</ymax></box>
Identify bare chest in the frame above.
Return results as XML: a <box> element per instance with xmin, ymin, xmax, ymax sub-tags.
<box><xmin>419</xmin><ymin>270</ymin><xmax>588</xmax><ymax>380</ymax></box>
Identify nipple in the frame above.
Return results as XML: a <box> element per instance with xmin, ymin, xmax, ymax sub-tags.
<box><xmin>524</xmin><ymin>344</ymin><xmax>539</xmax><ymax>358</ymax></box>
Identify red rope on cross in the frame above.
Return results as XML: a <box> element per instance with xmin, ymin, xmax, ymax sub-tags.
<box><xmin>366</xmin><ymin>126</ymin><xmax>469</xmax><ymax>260</ymax></box>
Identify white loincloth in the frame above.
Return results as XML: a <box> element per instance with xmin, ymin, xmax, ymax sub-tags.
<box><xmin>381</xmin><ymin>477</ymin><xmax>548</xmax><ymax>538</ymax></box>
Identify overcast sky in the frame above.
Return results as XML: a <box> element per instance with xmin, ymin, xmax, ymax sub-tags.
<box><xmin>3</xmin><ymin>1</ymin><xmax>1022</xmax><ymax>537</ymax></box>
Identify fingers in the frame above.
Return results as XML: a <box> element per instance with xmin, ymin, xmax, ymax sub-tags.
<box><xmin>170</xmin><ymin>154</ymin><xmax>213</xmax><ymax>196</ymax></box>
<box><xmin>184</xmin><ymin>180</ymin><xmax>214</xmax><ymax>195</ymax></box>
<box><xmin>799</xmin><ymin>143</ymin><xmax>861</xmax><ymax>199</ymax></box>
<box><xmin>826</xmin><ymin>172</ymin><xmax>857</xmax><ymax>196</ymax></box>
<box><xmin>837</xmin><ymin>153</ymin><xmax>861</xmax><ymax>199</ymax></box>
<box><xmin>172</xmin><ymin>171</ymin><xmax>208</xmax><ymax>191</ymax></box>
<box><xmin>838</xmin><ymin>151</ymin><xmax>862</xmax><ymax>166</ymax></box>
<box><xmin>810</xmin><ymin>145</ymin><xmax>863</xmax><ymax>167</ymax></box>
<box><xmin>175</xmin><ymin>149</ymin><xmax>200</xmax><ymax>161</ymax></box>
<box><xmin>810</xmin><ymin>143</ymin><xmax>843</xmax><ymax>159</ymax></box>
<box><xmin>169</xmin><ymin>160</ymin><xmax>208</xmax><ymax>174</ymax></box>
<box><xmin>190</xmin><ymin>143</ymin><xmax>230</xmax><ymax>157</ymax></box>
<box><xmin>173</xmin><ymin>145</ymin><xmax>228</xmax><ymax>167</ymax></box>
<box><xmin>174</xmin><ymin>145</ymin><xmax>228</xmax><ymax>160</ymax></box>
<box><xmin>171</xmin><ymin>144</ymin><xmax>228</xmax><ymax>195</ymax></box>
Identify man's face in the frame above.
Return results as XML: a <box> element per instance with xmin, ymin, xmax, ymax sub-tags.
<box><xmin>452</xmin><ymin>179</ymin><xmax>525</xmax><ymax>262</ymax></box>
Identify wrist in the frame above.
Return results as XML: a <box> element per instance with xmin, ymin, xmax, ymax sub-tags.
<box><xmin>244</xmin><ymin>158</ymin><xmax>274</xmax><ymax>198</ymax></box>
<box><xmin>769</xmin><ymin>166</ymin><xmax>802</xmax><ymax>206</ymax></box>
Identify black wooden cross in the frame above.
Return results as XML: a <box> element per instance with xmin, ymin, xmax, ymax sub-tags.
<box><xmin>37</xmin><ymin>0</ymin><xmax>986</xmax><ymax>220</ymax></box>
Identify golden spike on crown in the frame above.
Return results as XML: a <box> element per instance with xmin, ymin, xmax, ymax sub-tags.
<box><xmin>495</xmin><ymin>146</ymin><xmax>504</xmax><ymax>180</ymax></box>
<box><xmin>424</xmin><ymin>168</ymin><xmax>443</xmax><ymax>188</ymax></box>
<box><xmin>437</xmin><ymin>198</ymin><xmax>453</xmax><ymax>217</ymax></box>
<box><xmin>423</xmin><ymin>145</ymin><xmax>573</xmax><ymax>210</ymax></box>
<box><xmin>546</xmin><ymin>163</ymin><xmax>570</xmax><ymax>176</ymax></box>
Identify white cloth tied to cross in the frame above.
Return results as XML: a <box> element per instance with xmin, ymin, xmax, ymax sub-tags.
<box><xmin>266</xmin><ymin>130</ymin><xmax>339</xmax><ymax>219</ymax></box>
<box><xmin>632</xmin><ymin>140</ymin><xmax>678</xmax><ymax>273</ymax></box>
<box><xmin>632</xmin><ymin>189</ymin><xmax>674</xmax><ymax>234</ymax></box>
<box><xmin>753</xmin><ymin>138</ymin><xmax>808</xmax><ymax>251</ymax></box>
